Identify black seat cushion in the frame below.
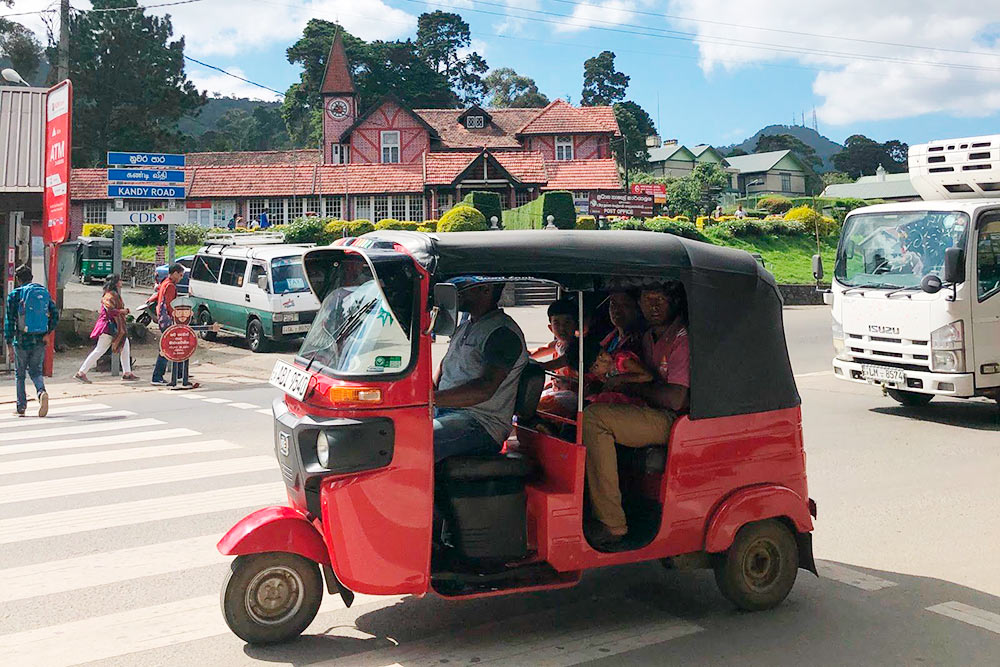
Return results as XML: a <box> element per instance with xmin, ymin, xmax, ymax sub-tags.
<box><xmin>437</xmin><ymin>454</ymin><xmax>536</xmax><ymax>482</ymax></box>
<box><xmin>616</xmin><ymin>444</ymin><xmax>667</xmax><ymax>474</ymax></box>
<box><xmin>515</xmin><ymin>361</ymin><xmax>545</xmax><ymax>420</ymax></box>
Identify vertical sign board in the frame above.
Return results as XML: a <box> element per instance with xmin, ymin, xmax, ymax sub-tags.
<box><xmin>43</xmin><ymin>80</ymin><xmax>72</xmax><ymax>376</ymax></box>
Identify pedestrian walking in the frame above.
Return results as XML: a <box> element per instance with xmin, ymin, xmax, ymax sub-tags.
<box><xmin>259</xmin><ymin>208</ymin><xmax>270</xmax><ymax>229</ymax></box>
<box><xmin>75</xmin><ymin>274</ymin><xmax>137</xmax><ymax>383</ymax></box>
<box><xmin>151</xmin><ymin>263</ymin><xmax>184</xmax><ymax>386</ymax></box>
<box><xmin>3</xmin><ymin>264</ymin><xmax>58</xmax><ymax>417</ymax></box>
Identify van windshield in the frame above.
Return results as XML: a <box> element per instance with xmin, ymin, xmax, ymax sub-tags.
<box><xmin>835</xmin><ymin>210</ymin><xmax>970</xmax><ymax>288</ymax></box>
<box><xmin>298</xmin><ymin>255</ymin><xmax>414</xmax><ymax>376</ymax></box>
<box><xmin>271</xmin><ymin>257</ymin><xmax>310</xmax><ymax>294</ymax></box>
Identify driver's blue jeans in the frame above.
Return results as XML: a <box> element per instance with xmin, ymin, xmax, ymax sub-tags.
<box><xmin>433</xmin><ymin>408</ymin><xmax>500</xmax><ymax>462</ymax></box>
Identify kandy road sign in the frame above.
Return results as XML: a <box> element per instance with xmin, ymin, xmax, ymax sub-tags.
<box><xmin>589</xmin><ymin>193</ymin><xmax>655</xmax><ymax>218</ymax></box>
<box><xmin>106</xmin><ymin>168</ymin><xmax>185</xmax><ymax>184</ymax></box>
<box><xmin>107</xmin><ymin>151</ymin><xmax>186</xmax><ymax>167</ymax></box>
<box><xmin>107</xmin><ymin>184</ymin><xmax>186</xmax><ymax>199</ymax></box>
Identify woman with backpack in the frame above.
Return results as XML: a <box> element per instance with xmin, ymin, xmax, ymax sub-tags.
<box><xmin>74</xmin><ymin>274</ymin><xmax>138</xmax><ymax>383</ymax></box>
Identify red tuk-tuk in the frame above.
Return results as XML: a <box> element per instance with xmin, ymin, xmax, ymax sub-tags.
<box><xmin>218</xmin><ymin>230</ymin><xmax>816</xmax><ymax>644</ymax></box>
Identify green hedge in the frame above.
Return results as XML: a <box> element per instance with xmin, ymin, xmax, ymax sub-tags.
<box><xmin>438</xmin><ymin>205</ymin><xmax>488</xmax><ymax>232</ymax></box>
<box><xmin>576</xmin><ymin>215</ymin><xmax>596</xmax><ymax>230</ymax></box>
<box><xmin>461</xmin><ymin>191</ymin><xmax>502</xmax><ymax>227</ymax></box>
<box><xmin>502</xmin><ymin>191</ymin><xmax>576</xmax><ymax>230</ymax></box>
<box><xmin>644</xmin><ymin>217</ymin><xmax>709</xmax><ymax>242</ymax></box>
<box><xmin>375</xmin><ymin>219</ymin><xmax>422</xmax><ymax>231</ymax></box>
<box><xmin>757</xmin><ymin>195</ymin><xmax>794</xmax><ymax>214</ymax></box>
<box><xmin>418</xmin><ymin>219</ymin><xmax>437</xmax><ymax>232</ymax></box>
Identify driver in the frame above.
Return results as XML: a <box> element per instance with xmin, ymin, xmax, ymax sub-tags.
<box><xmin>433</xmin><ymin>279</ymin><xmax>528</xmax><ymax>462</ymax></box>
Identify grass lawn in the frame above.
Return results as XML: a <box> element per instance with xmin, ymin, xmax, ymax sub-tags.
<box><xmin>122</xmin><ymin>244</ymin><xmax>201</xmax><ymax>262</ymax></box>
<box><xmin>707</xmin><ymin>232</ymin><xmax>838</xmax><ymax>284</ymax></box>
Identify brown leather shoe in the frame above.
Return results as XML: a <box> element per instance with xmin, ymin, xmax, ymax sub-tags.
<box><xmin>585</xmin><ymin>521</ymin><xmax>627</xmax><ymax>549</ymax></box>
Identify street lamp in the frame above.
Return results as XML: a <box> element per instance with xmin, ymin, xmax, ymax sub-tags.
<box><xmin>1</xmin><ymin>68</ymin><xmax>29</xmax><ymax>86</ymax></box>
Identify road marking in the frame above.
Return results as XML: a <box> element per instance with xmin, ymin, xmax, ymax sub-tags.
<box><xmin>232</xmin><ymin>376</ymin><xmax>260</xmax><ymax>383</ymax></box>
<box><xmin>817</xmin><ymin>562</ymin><xmax>898</xmax><ymax>591</ymax></box>
<box><xmin>0</xmin><ymin>440</ymin><xmax>240</xmax><ymax>476</ymax></box>
<box><xmin>174</xmin><ymin>393</ymin><xmax>208</xmax><ymax>400</ymax></box>
<box><xmin>256</xmin><ymin>408</ymin><xmax>272</xmax><ymax>415</ymax></box>
<box><xmin>0</xmin><ymin>410</ymin><xmax>135</xmax><ymax>431</ymax></box>
<box><xmin>0</xmin><ymin>403</ymin><xmax>111</xmax><ymax>420</ymax></box>
<box><xmin>228</xmin><ymin>402</ymin><xmax>259</xmax><ymax>409</ymax></box>
<box><xmin>0</xmin><ymin>455</ymin><xmax>275</xmax><ymax>504</ymax></box>
<box><xmin>0</xmin><ymin>427</ymin><xmax>197</xmax><ymax>456</ymax></box>
<box><xmin>201</xmin><ymin>397</ymin><xmax>231</xmax><ymax>404</ymax></box>
<box><xmin>0</xmin><ymin>483</ymin><xmax>286</xmax><ymax>545</ymax></box>
<box><xmin>927</xmin><ymin>601</ymin><xmax>1000</xmax><ymax>635</ymax></box>
<box><xmin>0</xmin><ymin>417</ymin><xmax>165</xmax><ymax>444</ymax></box>
<box><xmin>794</xmin><ymin>370</ymin><xmax>830</xmax><ymax>378</ymax></box>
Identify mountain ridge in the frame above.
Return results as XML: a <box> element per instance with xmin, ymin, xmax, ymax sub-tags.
<box><xmin>719</xmin><ymin>124</ymin><xmax>844</xmax><ymax>171</ymax></box>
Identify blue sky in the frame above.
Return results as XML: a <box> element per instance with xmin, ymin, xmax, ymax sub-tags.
<box><xmin>15</xmin><ymin>0</ymin><xmax>1000</xmax><ymax>150</ymax></box>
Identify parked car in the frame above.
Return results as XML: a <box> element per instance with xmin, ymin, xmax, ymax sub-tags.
<box><xmin>154</xmin><ymin>255</ymin><xmax>194</xmax><ymax>294</ymax></box>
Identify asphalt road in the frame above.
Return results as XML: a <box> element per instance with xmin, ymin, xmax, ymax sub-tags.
<box><xmin>1</xmin><ymin>306</ymin><xmax>998</xmax><ymax>666</ymax></box>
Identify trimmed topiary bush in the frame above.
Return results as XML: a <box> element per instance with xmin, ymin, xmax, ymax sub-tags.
<box><xmin>175</xmin><ymin>225</ymin><xmax>207</xmax><ymax>245</ymax></box>
<box><xmin>462</xmin><ymin>191</ymin><xmax>503</xmax><ymax>228</ymax></box>
<box><xmin>757</xmin><ymin>195</ymin><xmax>794</xmax><ymax>214</ymax></box>
<box><xmin>82</xmin><ymin>223</ymin><xmax>113</xmax><ymax>238</ymax></box>
<box><xmin>324</xmin><ymin>219</ymin><xmax>375</xmax><ymax>239</ymax></box>
<box><xmin>417</xmin><ymin>219</ymin><xmax>438</xmax><ymax>232</ymax></box>
<box><xmin>438</xmin><ymin>205</ymin><xmax>488</xmax><ymax>232</ymax></box>
<box><xmin>375</xmin><ymin>219</ymin><xmax>421</xmax><ymax>231</ymax></box>
<box><xmin>284</xmin><ymin>216</ymin><xmax>333</xmax><ymax>244</ymax></box>
<box><xmin>575</xmin><ymin>215</ymin><xmax>597</xmax><ymax>230</ymax></box>
<box><xmin>542</xmin><ymin>190</ymin><xmax>576</xmax><ymax>229</ymax></box>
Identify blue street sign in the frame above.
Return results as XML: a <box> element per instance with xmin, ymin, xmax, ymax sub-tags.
<box><xmin>108</xmin><ymin>184</ymin><xmax>186</xmax><ymax>199</ymax></box>
<box><xmin>107</xmin><ymin>151</ymin><xmax>186</xmax><ymax>167</ymax></box>
<box><xmin>107</xmin><ymin>168</ymin><xmax>185</xmax><ymax>184</ymax></box>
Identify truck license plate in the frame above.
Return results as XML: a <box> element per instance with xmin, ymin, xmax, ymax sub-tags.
<box><xmin>862</xmin><ymin>364</ymin><xmax>905</xmax><ymax>385</ymax></box>
<box><xmin>269</xmin><ymin>360</ymin><xmax>312</xmax><ymax>400</ymax></box>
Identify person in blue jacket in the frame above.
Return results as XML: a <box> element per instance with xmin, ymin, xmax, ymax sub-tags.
<box><xmin>4</xmin><ymin>265</ymin><xmax>58</xmax><ymax>417</ymax></box>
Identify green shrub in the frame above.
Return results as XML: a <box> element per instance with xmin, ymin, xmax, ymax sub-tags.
<box><xmin>375</xmin><ymin>219</ymin><xmax>421</xmax><ymax>231</ymax></box>
<box><xmin>81</xmin><ymin>223</ymin><xmax>113</xmax><ymax>238</ymax></box>
<box><xmin>609</xmin><ymin>218</ymin><xmax>649</xmax><ymax>231</ymax></box>
<box><xmin>575</xmin><ymin>215</ymin><xmax>597</xmax><ymax>230</ymax></box>
<box><xmin>542</xmin><ymin>190</ymin><xmax>576</xmax><ymax>229</ymax></box>
<box><xmin>645</xmin><ymin>217</ymin><xmax>709</xmax><ymax>242</ymax></box>
<box><xmin>758</xmin><ymin>195</ymin><xmax>794</xmax><ymax>214</ymax></box>
<box><xmin>438</xmin><ymin>205</ymin><xmax>488</xmax><ymax>232</ymax></box>
<box><xmin>324</xmin><ymin>219</ymin><xmax>375</xmax><ymax>239</ymax></box>
<box><xmin>418</xmin><ymin>219</ymin><xmax>438</xmax><ymax>232</ymax></box>
<box><xmin>283</xmin><ymin>216</ymin><xmax>332</xmax><ymax>244</ymax></box>
<box><xmin>175</xmin><ymin>225</ymin><xmax>207</xmax><ymax>245</ymax></box>
<box><xmin>122</xmin><ymin>225</ymin><xmax>167</xmax><ymax>245</ymax></box>
<box><xmin>461</xmin><ymin>191</ymin><xmax>503</xmax><ymax>228</ymax></box>
<box><xmin>785</xmin><ymin>205</ymin><xmax>838</xmax><ymax>236</ymax></box>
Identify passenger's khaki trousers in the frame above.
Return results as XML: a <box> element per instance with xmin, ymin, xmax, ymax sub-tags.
<box><xmin>582</xmin><ymin>403</ymin><xmax>675</xmax><ymax>533</ymax></box>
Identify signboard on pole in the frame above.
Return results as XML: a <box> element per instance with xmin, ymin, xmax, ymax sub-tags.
<box><xmin>107</xmin><ymin>209</ymin><xmax>188</xmax><ymax>225</ymax></box>
<box><xmin>106</xmin><ymin>168</ymin><xmax>185</xmax><ymax>184</ymax></box>
<box><xmin>160</xmin><ymin>324</ymin><xmax>199</xmax><ymax>362</ymax></box>
<box><xmin>107</xmin><ymin>151</ymin><xmax>186</xmax><ymax>167</ymax></box>
<box><xmin>630</xmin><ymin>183</ymin><xmax>667</xmax><ymax>204</ymax></box>
<box><xmin>43</xmin><ymin>81</ymin><xmax>72</xmax><ymax>245</ymax></box>
<box><xmin>589</xmin><ymin>193</ymin><xmax>654</xmax><ymax>218</ymax></box>
<box><xmin>107</xmin><ymin>184</ymin><xmax>185</xmax><ymax>199</ymax></box>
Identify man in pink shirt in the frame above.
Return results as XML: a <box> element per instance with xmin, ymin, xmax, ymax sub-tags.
<box><xmin>582</xmin><ymin>282</ymin><xmax>690</xmax><ymax>547</ymax></box>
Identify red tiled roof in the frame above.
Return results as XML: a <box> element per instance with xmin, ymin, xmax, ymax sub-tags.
<box><xmin>424</xmin><ymin>151</ymin><xmax>480</xmax><ymax>185</ymax></box>
<box><xmin>517</xmin><ymin>100</ymin><xmax>620</xmax><ymax>136</ymax></box>
<box><xmin>320</xmin><ymin>33</ymin><xmax>355</xmax><ymax>95</ymax></box>
<box><xmin>316</xmin><ymin>164</ymin><xmax>424</xmax><ymax>194</ymax></box>
<box><xmin>542</xmin><ymin>159</ymin><xmax>621</xmax><ymax>190</ymax></box>
<box><xmin>71</xmin><ymin>169</ymin><xmax>107</xmax><ymax>199</ymax></box>
<box><xmin>493</xmin><ymin>151</ymin><xmax>548</xmax><ymax>184</ymax></box>
<box><xmin>185</xmin><ymin>149</ymin><xmax>320</xmax><ymax>166</ymax></box>
<box><xmin>415</xmin><ymin>108</ymin><xmax>535</xmax><ymax>149</ymax></box>
<box><xmin>423</xmin><ymin>150</ymin><xmax>549</xmax><ymax>185</ymax></box>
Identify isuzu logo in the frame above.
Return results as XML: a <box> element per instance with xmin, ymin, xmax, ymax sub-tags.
<box><xmin>278</xmin><ymin>432</ymin><xmax>290</xmax><ymax>457</ymax></box>
<box><xmin>869</xmin><ymin>325</ymin><xmax>899</xmax><ymax>335</ymax></box>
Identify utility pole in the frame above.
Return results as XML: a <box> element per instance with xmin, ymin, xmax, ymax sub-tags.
<box><xmin>58</xmin><ymin>0</ymin><xmax>70</xmax><ymax>81</ymax></box>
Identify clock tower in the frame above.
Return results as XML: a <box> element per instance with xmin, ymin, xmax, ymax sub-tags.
<box><xmin>320</xmin><ymin>32</ymin><xmax>356</xmax><ymax>165</ymax></box>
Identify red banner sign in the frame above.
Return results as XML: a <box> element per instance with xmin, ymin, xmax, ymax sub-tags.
<box><xmin>43</xmin><ymin>80</ymin><xmax>72</xmax><ymax>245</ymax></box>
<box><xmin>589</xmin><ymin>193</ymin><xmax>655</xmax><ymax>218</ymax></box>
<box><xmin>185</xmin><ymin>200</ymin><xmax>211</xmax><ymax>209</ymax></box>
<box><xmin>630</xmin><ymin>183</ymin><xmax>667</xmax><ymax>204</ymax></box>
<box><xmin>160</xmin><ymin>324</ymin><xmax>199</xmax><ymax>362</ymax></box>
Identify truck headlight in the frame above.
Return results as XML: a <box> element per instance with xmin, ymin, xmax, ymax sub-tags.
<box><xmin>930</xmin><ymin>320</ymin><xmax>965</xmax><ymax>372</ymax></box>
<box><xmin>831</xmin><ymin>316</ymin><xmax>847</xmax><ymax>360</ymax></box>
<box><xmin>316</xmin><ymin>432</ymin><xmax>330</xmax><ymax>468</ymax></box>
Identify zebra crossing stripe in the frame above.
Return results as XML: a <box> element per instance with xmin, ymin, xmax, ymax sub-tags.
<box><xmin>34</xmin><ymin>396</ymin><xmax>92</xmax><ymax>406</ymax></box>
<box><xmin>228</xmin><ymin>402</ymin><xmax>260</xmax><ymax>409</ymax></box>
<box><xmin>0</xmin><ymin>410</ymin><xmax>136</xmax><ymax>431</ymax></box>
<box><xmin>256</xmin><ymin>408</ymin><xmax>272</xmax><ymax>415</ymax></box>
<box><xmin>816</xmin><ymin>562</ymin><xmax>898</xmax><ymax>591</ymax></box>
<box><xmin>201</xmin><ymin>397</ymin><xmax>231</xmax><ymax>404</ymax></box>
<box><xmin>927</xmin><ymin>601</ymin><xmax>1000</xmax><ymax>635</ymax></box>
<box><xmin>0</xmin><ymin>427</ymin><xmax>197</xmax><ymax>456</ymax></box>
<box><xmin>0</xmin><ymin>403</ymin><xmax>111</xmax><ymax>420</ymax></box>
<box><xmin>0</xmin><ymin>455</ymin><xmax>276</xmax><ymax>504</ymax></box>
<box><xmin>0</xmin><ymin>418</ymin><xmax>166</xmax><ymax>443</ymax></box>
<box><xmin>0</xmin><ymin>483</ymin><xmax>286</xmax><ymax>545</ymax></box>
<box><xmin>0</xmin><ymin>440</ymin><xmax>241</xmax><ymax>476</ymax></box>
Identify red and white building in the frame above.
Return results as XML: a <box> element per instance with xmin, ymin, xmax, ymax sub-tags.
<box><xmin>69</xmin><ymin>34</ymin><xmax>623</xmax><ymax>232</ymax></box>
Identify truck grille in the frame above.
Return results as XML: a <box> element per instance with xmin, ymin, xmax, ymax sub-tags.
<box><xmin>845</xmin><ymin>331</ymin><xmax>931</xmax><ymax>370</ymax></box>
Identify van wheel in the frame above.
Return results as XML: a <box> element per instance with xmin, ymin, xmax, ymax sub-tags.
<box><xmin>221</xmin><ymin>553</ymin><xmax>323</xmax><ymax>645</ymax></box>
<box><xmin>887</xmin><ymin>389</ymin><xmax>933</xmax><ymax>407</ymax></box>
<box><xmin>714</xmin><ymin>519</ymin><xmax>798</xmax><ymax>611</ymax></box>
<box><xmin>247</xmin><ymin>319</ymin><xmax>270</xmax><ymax>353</ymax></box>
<box><xmin>198</xmin><ymin>309</ymin><xmax>217</xmax><ymax>341</ymax></box>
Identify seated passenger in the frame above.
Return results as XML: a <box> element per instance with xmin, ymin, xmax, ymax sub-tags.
<box><xmin>582</xmin><ymin>282</ymin><xmax>690</xmax><ymax>547</ymax></box>
<box><xmin>601</xmin><ymin>291</ymin><xmax>644</xmax><ymax>357</ymax></box>
<box><xmin>532</xmin><ymin>298</ymin><xmax>580</xmax><ymax>416</ymax></box>
<box><xmin>433</xmin><ymin>280</ymin><xmax>528</xmax><ymax>462</ymax></box>
<box><xmin>530</xmin><ymin>297</ymin><xmax>578</xmax><ymax>365</ymax></box>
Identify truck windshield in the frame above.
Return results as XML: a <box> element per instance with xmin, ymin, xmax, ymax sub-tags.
<box><xmin>298</xmin><ymin>255</ymin><xmax>414</xmax><ymax>376</ymax></box>
<box><xmin>270</xmin><ymin>257</ymin><xmax>310</xmax><ymax>294</ymax></box>
<box><xmin>835</xmin><ymin>210</ymin><xmax>970</xmax><ymax>288</ymax></box>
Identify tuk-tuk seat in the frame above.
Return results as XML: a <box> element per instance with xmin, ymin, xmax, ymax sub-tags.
<box><xmin>514</xmin><ymin>361</ymin><xmax>545</xmax><ymax>420</ymax></box>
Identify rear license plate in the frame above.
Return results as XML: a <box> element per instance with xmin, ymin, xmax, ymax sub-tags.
<box><xmin>862</xmin><ymin>364</ymin><xmax>905</xmax><ymax>384</ymax></box>
<box><xmin>269</xmin><ymin>360</ymin><xmax>312</xmax><ymax>400</ymax></box>
<box><xmin>281</xmin><ymin>323</ymin><xmax>310</xmax><ymax>334</ymax></box>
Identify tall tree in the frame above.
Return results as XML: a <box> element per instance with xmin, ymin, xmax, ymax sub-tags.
<box><xmin>581</xmin><ymin>51</ymin><xmax>629</xmax><ymax>106</ymax></box>
<box><xmin>52</xmin><ymin>0</ymin><xmax>205</xmax><ymax>167</ymax></box>
<box><xmin>832</xmin><ymin>134</ymin><xmax>908</xmax><ymax>178</ymax></box>
<box><xmin>415</xmin><ymin>11</ymin><xmax>487</xmax><ymax>103</ymax></box>
<box><xmin>0</xmin><ymin>18</ymin><xmax>43</xmax><ymax>81</ymax></box>
<box><xmin>612</xmin><ymin>100</ymin><xmax>656</xmax><ymax>171</ymax></box>
<box><xmin>482</xmin><ymin>67</ymin><xmax>549</xmax><ymax>108</ymax></box>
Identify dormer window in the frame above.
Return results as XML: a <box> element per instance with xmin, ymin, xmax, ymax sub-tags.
<box><xmin>457</xmin><ymin>105</ymin><xmax>492</xmax><ymax>131</ymax></box>
<box><xmin>556</xmin><ymin>136</ymin><xmax>574</xmax><ymax>161</ymax></box>
<box><xmin>465</xmin><ymin>115</ymin><xmax>485</xmax><ymax>129</ymax></box>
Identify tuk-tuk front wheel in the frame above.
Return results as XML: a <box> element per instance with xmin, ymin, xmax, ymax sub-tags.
<box><xmin>221</xmin><ymin>552</ymin><xmax>323</xmax><ymax>645</ymax></box>
<box><xmin>714</xmin><ymin>519</ymin><xmax>798</xmax><ymax>612</ymax></box>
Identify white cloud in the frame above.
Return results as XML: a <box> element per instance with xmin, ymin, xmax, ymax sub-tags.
<box><xmin>495</xmin><ymin>0</ymin><xmax>541</xmax><ymax>36</ymax></box>
<box><xmin>187</xmin><ymin>66</ymin><xmax>283</xmax><ymax>101</ymax></box>
<box><xmin>554</xmin><ymin>0</ymin><xmax>641</xmax><ymax>34</ymax></box>
<box><xmin>668</xmin><ymin>0</ymin><xmax>1000</xmax><ymax>125</ymax></box>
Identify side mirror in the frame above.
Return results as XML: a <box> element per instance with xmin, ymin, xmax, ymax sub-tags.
<box><xmin>427</xmin><ymin>283</ymin><xmax>458</xmax><ymax>336</ymax></box>
<box><xmin>812</xmin><ymin>254</ymin><xmax>824</xmax><ymax>281</ymax></box>
<box><xmin>944</xmin><ymin>247</ymin><xmax>964</xmax><ymax>284</ymax></box>
<box><xmin>920</xmin><ymin>273</ymin><xmax>943</xmax><ymax>294</ymax></box>
<box><xmin>256</xmin><ymin>275</ymin><xmax>269</xmax><ymax>292</ymax></box>
<box><xmin>845</xmin><ymin>240</ymin><xmax>856</xmax><ymax>259</ymax></box>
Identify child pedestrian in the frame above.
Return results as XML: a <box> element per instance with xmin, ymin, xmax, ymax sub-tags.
<box><xmin>4</xmin><ymin>265</ymin><xmax>58</xmax><ymax>417</ymax></box>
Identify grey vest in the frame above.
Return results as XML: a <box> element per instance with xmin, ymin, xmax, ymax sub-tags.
<box><xmin>438</xmin><ymin>309</ymin><xmax>528</xmax><ymax>443</ymax></box>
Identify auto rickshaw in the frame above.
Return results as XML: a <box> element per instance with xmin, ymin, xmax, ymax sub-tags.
<box><xmin>218</xmin><ymin>230</ymin><xmax>817</xmax><ymax>644</ymax></box>
<box><xmin>74</xmin><ymin>236</ymin><xmax>114</xmax><ymax>283</ymax></box>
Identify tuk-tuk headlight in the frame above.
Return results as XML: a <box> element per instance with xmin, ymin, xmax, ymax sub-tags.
<box><xmin>316</xmin><ymin>432</ymin><xmax>331</xmax><ymax>468</ymax></box>
<box><xmin>930</xmin><ymin>320</ymin><xmax>965</xmax><ymax>372</ymax></box>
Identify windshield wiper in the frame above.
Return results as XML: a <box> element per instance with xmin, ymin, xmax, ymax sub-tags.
<box><xmin>332</xmin><ymin>299</ymin><xmax>378</xmax><ymax>344</ymax></box>
<box><xmin>885</xmin><ymin>286</ymin><xmax>920</xmax><ymax>299</ymax></box>
<box><xmin>842</xmin><ymin>284</ymin><xmax>881</xmax><ymax>295</ymax></box>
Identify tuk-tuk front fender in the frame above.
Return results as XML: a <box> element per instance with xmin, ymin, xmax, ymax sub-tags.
<box><xmin>704</xmin><ymin>485</ymin><xmax>813</xmax><ymax>554</ymax></box>
<box><xmin>217</xmin><ymin>505</ymin><xmax>331</xmax><ymax>566</ymax></box>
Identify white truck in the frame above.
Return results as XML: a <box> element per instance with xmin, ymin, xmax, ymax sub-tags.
<box><xmin>814</xmin><ymin>134</ymin><xmax>1000</xmax><ymax>407</ymax></box>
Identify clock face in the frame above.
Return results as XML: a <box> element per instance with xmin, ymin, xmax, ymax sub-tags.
<box><xmin>326</xmin><ymin>98</ymin><xmax>350</xmax><ymax>120</ymax></box>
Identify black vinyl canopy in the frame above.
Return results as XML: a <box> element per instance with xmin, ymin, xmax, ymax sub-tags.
<box><xmin>320</xmin><ymin>230</ymin><xmax>800</xmax><ymax>421</ymax></box>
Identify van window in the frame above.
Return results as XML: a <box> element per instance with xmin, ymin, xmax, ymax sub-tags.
<box><xmin>977</xmin><ymin>219</ymin><xmax>1000</xmax><ymax>300</ymax></box>
<box><xmin>249</xmin><ymin>263</ymin><xmax>267</xmax><ymax>289</ymax></box>
<box><xmin>220</xmin><ymin>259</ymin><xmax>248</xmax><ymax>287</ymax></box>
<box><xmin>192</xmin><ymin>255</ymin><xmax>222</xmax><ymax>283</ymax></box>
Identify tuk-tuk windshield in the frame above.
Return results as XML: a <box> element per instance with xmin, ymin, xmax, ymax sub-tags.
<box><xmin>298</xmin><ymin>254</ymin><xmax>414</xmax><ymax>376</ymax></box>
<box><xmin>270</xmin><ymin>257</ymin><xmax>309</xmax><ymax>294</ymax></box>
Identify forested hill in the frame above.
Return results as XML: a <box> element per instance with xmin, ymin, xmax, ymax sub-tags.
<box><xmin>721</xmin><ymin>124</ymin><xmax>844</xmax><ymax>171</ymax></box>
<box><xmin>178</xmin><ymin>97</ymin><xmax>282</xmax><ymax>137</ymax></box>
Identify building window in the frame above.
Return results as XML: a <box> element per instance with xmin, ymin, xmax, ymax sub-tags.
<box><xmin>287</xmin><ymin>197</ymin><xmax>304</xmax><ymax>223</ymax></box>
<box><xmin>555</xmin><ymin>136</ymin><xmax>574</xmax><ymax>161</ymax></box>
<box><xmin>84</xmin><ymin>202</ymin><xmax>107</xmax><ymax>225</ymax></box>
<box><xmin>381</xmin><ymin>131</ymin><xmax>400</xmax><ymax>164</ymax></box>
<box><xmin>354</xmin><ymin>196</ymin><xmax>372</xmax><ymax>221</ymax></box>
<box><xmin>302</xmin><ymin>196</ymin><xmax>320</xmax><ymax>217</ymax></box>
<box><xmin>187</xmin><ymin>208</ymin><xmax>212</xmax><ymax>227</ymax></box>
<box><xmin>781</xmin><ymin>173</ymin><xmax>792</xmax><ymax>191</ymax></box>
<box><xmin>331</xmin><ymin>144</ymin><xmax>349</xmax><ymax>164</ymax></box>
<box><xmin>248</xmin><ymin>198</ymin><xmax>267</xmax><ymax>224</ymax></box>
<box><xmin>465</xmin><ymin>115</ymin><xmax>484</xmax><ymax>129</ymax></box>
<box><xmin>323</xmin><ymin>195</ymin><xmax>343</xmax><ymax>219</ymax></box>
<box><xmin>391</xmin><ymin>195</ymin><xmax>407</xmax><ymax>221</ymax></box>
<box><xmin>515</xmin><ymin>190</ymin><xmax>534</xmax><ymax>207</ymax></box>
<box><xmin>373</xmin><ymin>195</ymin><xmax>389</xmax><ymax>221</ymax></box>
<box><xmin>406</xmin><ymin>195</ymin><xmax>424</xmax><ymax>221</ymax></box>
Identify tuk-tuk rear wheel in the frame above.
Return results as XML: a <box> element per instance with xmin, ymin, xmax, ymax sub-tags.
<box><xmin>714</xmin><ymin>519</ymin><xmax>798</xmax><ymax>612</ymax></box>
<box><xmin>221</xmin><ymin>552</ymin><xmax>323</xmax><ymax>645</ymax></box>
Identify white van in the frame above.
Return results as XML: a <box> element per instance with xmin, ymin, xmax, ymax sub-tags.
<box><xmin>188</xmin><ymin>238</ymin><xmax>320</xmax><ymax>353</ymax></box>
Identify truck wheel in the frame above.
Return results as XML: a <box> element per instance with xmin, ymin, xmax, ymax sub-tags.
<box><xmin>887</xmin><ymin>389</ymin><xmax>933</xmax><ymax>407</ymax></box>
<box><xmin>247</xmin><ymin>319</ymin><xmax>270</xmax><ymax>353</ymax></box>
<box><xmin>198</xmin><ymin>309</ymin><xmax>217</xmax><ymax>341</ymax></box>
<box><xmin>221</xmin><ymin>553</ymin><xmax>323</xmax><ymax>645</ymax></box>
<box><xmin>714</xmin><ymin>519</ymin><xmax>798</xmax><ymax>612</ymax></box>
